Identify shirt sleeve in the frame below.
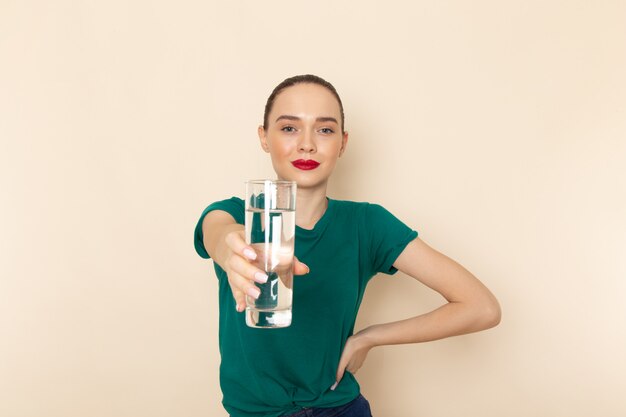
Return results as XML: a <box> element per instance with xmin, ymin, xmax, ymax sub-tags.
<box><xmin>193</xmin><ymin>197</ymin><xmax>245</xmax><ymax>259</ymax></box>
<box><xmin>366</xmin><ymin>203</ymin><xmax>418</xmax><ymax>275</ymax></box>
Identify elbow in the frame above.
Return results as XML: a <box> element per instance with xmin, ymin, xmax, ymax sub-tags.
<box><xmin>480</xmin><ymin>298</ymin><xmax>502</xmax><ymax>329</ymax></box>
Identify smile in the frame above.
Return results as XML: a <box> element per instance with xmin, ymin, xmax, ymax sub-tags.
<box><xmin>291</xmin><ymin>159</ymin><xmax>320</xmax><ymax>170</ymax></box>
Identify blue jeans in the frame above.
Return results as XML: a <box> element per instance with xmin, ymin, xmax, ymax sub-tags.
<box><xmin>281</xmin><ymin>394</ymin><xmax>373</xmax><ymax>417</ymax></box>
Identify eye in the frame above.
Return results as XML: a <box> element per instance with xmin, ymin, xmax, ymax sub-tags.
<box><xmin>281</xmin><ymin>126</ymin><xmax>296</xmax><ymax>133</ymax></box>
<box><xmin>319</xmin><ymin>127</ymin><xmax>334</xmax><ymax>134</ymax></box>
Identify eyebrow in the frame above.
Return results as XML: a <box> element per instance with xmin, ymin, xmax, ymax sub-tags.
<box><xmin>275</xmin><ymin>115</ymin><xmax>339</xmax><ymax>124</ymax></box>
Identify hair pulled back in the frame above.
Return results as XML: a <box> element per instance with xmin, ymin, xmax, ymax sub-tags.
<box><xmin>263</xmin><ymin>74</ymin><xmax>345</xmax><ymax>133</ymax></box>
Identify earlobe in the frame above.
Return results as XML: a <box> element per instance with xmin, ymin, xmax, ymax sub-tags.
<box><xmin>258</xmin><ymin>125</ymin><xmax>270</xmax><ymax>153</ymax></box>
<box><xmin>339</xmin><ymin>131</ymin><xmax>349</xmax><ymax>157</ymax></box>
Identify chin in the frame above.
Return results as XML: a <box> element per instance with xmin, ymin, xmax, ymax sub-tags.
<box><xmin>294</xmin><ymin>176</ymin><xmax>330</xmax><ymax>191</ymax></box>
<box><xmin>273</xmin><ymin>166</ymin><xmax>334</xmax><ymax>190</ymax></box>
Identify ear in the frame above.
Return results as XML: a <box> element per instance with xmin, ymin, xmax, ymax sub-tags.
<box><xmin>339</xmin><ymin>131</ymin><xmax>349</xmax><ymax>157</ymax></box>
<box><xmin>258</xmin><ymin>125</ymin><xmax>270</xmax><ymax>153</ymax></box>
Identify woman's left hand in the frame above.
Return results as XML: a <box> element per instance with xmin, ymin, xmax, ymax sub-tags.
<box><xmin>332</xmin><ymin>328</ymin><xmax>376</xmax><ymax>390</ymax></box>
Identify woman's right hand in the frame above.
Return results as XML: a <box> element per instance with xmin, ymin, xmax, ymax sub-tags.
<box><xmin>221</xmin><ymin>230</ymin><xmax>309</xmax><ymax>312</ymax></box>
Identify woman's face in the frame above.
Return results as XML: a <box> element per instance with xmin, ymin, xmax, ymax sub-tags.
<box><xmin>258</xmin><ymin>83</ymin><xmax>348</xmax><ymax>191</ymax></box>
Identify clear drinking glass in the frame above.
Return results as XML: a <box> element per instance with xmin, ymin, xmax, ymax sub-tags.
<box><xmin>245</xmin><ymin>180</ymin><xmax>297</xmax><ymax>328</ymax></box>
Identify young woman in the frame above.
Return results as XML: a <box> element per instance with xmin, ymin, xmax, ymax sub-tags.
<box><xmin>194</xmin><ymin>75</ymin><xmax>501</xmax><ymax>417</ymax></box>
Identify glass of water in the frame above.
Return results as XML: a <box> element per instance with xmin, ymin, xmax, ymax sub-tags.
<box><xmin>245</xmin><ymin>180</ymin><xmax>297</xmax><ymax>328</ymax></box>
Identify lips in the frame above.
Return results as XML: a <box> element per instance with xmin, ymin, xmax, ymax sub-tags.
<box><xmin>291</xmin><ymin>159</ymin><xmax>320</xmax><ymax>170</ymax></box>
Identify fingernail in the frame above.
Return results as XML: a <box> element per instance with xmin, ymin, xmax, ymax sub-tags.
<box><xmin>235</xmin><ymin>303</ymin><xmax>242</xmax><ymax>312</ymax></box>
<box><xmin>304</xmin><ymin>264</ymin><xmax>310</xmax><ymax>274</ymax></box>
<box><xmin>243</xmin><ymin>248</ymin><xmax>257</xmax><ymax>260</ymax></box>
<box><xmin>330</xmin><ymin>381</ymin><xmax>338</xmax><ymax>391</ymax></box>
<box><xmin>246</xmin><ymin>287</ymin><xmax>260</xmax><ymax>299</ymax></box>
<box><xmin>254</xmin><ymin>272</ymin><xmax>268</xmax><ymax>283</ymax></box>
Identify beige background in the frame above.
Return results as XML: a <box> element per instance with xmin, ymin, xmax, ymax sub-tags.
<box><xmin>1</xmin><ymin>1</ymin><xmax>625</xmax><ymax>416</ymax></box>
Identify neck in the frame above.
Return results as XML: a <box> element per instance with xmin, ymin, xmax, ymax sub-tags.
<box><xmin>295</xmin><ymin>186</ymin><xmax>329</xmax><ymax>230</ymax></box>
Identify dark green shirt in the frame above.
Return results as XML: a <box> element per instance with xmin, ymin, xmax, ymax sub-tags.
<box><xmin>194</xmin><ymin>197</ymin><xmax>418</xmax><ymax>417</ymax></box>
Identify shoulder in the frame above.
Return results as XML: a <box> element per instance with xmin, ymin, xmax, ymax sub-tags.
<box><xmin>329</xmin><ymin>198</ymin><xmax>381</xmax><ymax>211</ymax></box>
<box><xmin>202</xmin><ymin>196</ymin><xmax>245</xmax><ymax>223</ymax></box>
<box><xmin>208</xmin><ymin>196</ymin><xmax>244</xmax><ymax>211</ymax></box>
<box><xmin>331</xmin><ymin>198</ymin><xmax>390</xmax><ymax>213</ymax></box>
<box><xmin>221</xmin><ymin>196</ymin><xmax>244</xmax><ymax>207</ymax></box>
<box><xmin>329</xmin><ymin>198</ymin><xmax>397</xmax><ymax>223</ymax></box>
<box><xmin>329</xmin><ymin>198</ymin><xmax>370</xmax><ymax>217</ymax></box>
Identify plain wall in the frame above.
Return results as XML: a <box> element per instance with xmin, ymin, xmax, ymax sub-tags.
<box><xmin>1</xmin><ymin>1</ymin><xmax>625</xmax><ymax>416</ymax></box>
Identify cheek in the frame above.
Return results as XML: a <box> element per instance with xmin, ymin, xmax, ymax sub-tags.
<box><xmin>322</xmin><ymin>141</ymin><xmax>343</xmax><ymax>157</ymax></box>
<box><xmin>269</xmin><ymin>141</ymin><xmax>294</xmax><ymax>158</ymax></box>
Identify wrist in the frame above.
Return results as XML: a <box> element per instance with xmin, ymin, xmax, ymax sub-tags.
<box><xmin>355</xmin><ymin>325</ymin><xmax>381</xmax><ymax>350</ymax></box>
<box><xmin>215</xmin><ymin>224</ymin><xmax>244</xmax><ymax>268</ymax></box>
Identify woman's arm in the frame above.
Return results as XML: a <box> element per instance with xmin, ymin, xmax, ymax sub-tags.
<box><xmin>202</xmin><ymin>210</ymin><xmax>264</xmax><ymax>312</ymax></box>
<box><xmin>202</xmin><ymin>210</ymin><xmax>309</xmax><ymax>312</ymax></box>
<box><xmin>202</xmin><ymin>210</ymin><xmax>247</xmax><ymax>269</ymax></box>
<box><xmin>366</xmin><ymin>237</ymin><xmax>500</xmax><ymax>344</ymax></box>
<box><xmin>333</xmin><ymin>237</ymin><xmax>501</xmax><ymax>388</ymax></box>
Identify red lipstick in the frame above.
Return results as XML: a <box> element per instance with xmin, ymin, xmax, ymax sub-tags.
<box><xmin>291</xmin><ymin>159</ymin><xmax>320</xmax><ymax>170</ymax></box>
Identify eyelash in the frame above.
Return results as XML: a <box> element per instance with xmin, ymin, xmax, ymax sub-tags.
<box><xmin>280</xmin><ymin>126</ymin><xmax>335</xmax><ymax>134</ymax></box>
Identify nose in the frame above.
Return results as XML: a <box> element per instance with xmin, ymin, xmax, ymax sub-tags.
<box><xmin>298</xmin><ymin>130</ymin><xmax>316</xmax><ymax>154</ymax></box>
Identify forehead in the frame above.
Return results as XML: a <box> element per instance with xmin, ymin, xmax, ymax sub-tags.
<box><xmin>270</xmin><ymin>83</ymin><xmax>341</xmax><ymax>120</ymax></box>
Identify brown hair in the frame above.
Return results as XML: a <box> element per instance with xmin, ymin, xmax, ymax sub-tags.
<box><xmin>263</xmin><ymin>74</ymin><xmax>345</xmax><ymax>133</ymax></box>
